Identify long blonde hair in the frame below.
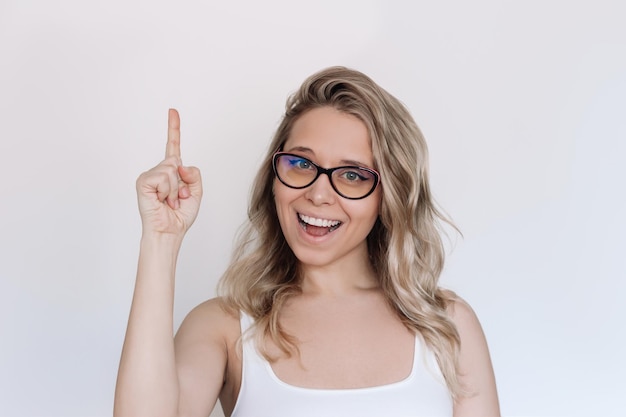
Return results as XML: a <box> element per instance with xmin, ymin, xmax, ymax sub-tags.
<box><xmin>219</xmin><ymin>66</ymin><xmax>463</xmax><ymax>396</ymax></box>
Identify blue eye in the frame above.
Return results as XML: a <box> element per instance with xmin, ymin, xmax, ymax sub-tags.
<box><xmin>337</xmin><ymin>168</ymin><xmax>372</xmax><ymax>183</ymax></box>
<box><xmin>287</xmin><ymin>157</ymin><xmax>313</xmax><ymax>170</ymax></box>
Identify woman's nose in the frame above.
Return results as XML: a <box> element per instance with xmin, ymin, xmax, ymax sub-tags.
<box><xmin>304</xmin><ymin>172</ymin><xmax>336</xmax><ymax>205</ymax></box>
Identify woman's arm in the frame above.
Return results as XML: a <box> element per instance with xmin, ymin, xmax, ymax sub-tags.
<box><xmin>174</xmin><ymin>298</ymin><xmax>239</xmax><ymax>417</ymax></box>
<box><xmin>450</xmin><ymin>298</ymin><xmax>501</xmax><ymax>417</ymax></box>
<box><xmin>114</xmin><ymin>234</ymin><xmax>185</xmax><ymax>417</ymax></box>
<box><xmin>114</xmin><ymin>109</ymin><xmax>219</xmax><ymax>417</ymax></box>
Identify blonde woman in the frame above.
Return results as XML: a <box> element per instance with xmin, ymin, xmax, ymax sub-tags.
<box><xmin>115</xmin><ymin>67</ymin><xmax>500</xmax><ymax>417</ymax></box>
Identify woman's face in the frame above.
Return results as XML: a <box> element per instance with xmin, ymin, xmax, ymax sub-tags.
<box><xmin>273</xmin><ymin>106</ymin><xmax>381</xmax><ymax>271</ymax></box>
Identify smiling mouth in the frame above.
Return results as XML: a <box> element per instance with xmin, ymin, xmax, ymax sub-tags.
<box><xmin>298</xmin><ymin>213</ymin><xmax>342</xmax><ymax>235</ymax></box>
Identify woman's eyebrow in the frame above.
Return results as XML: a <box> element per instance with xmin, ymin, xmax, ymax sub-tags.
<box><xmin>285</xmin><ymin>145</ymin><xmax>372</xmax><ymax>168</ymax></box>
<box><xmin>284</xmin><ymin>145</ymin><xmax>314</xmax><ymax>154</ymax></box>
<box><xmin>340</xmin><ymin>158</ymin><xmax>372</xmax><ymax>167</ymax></box>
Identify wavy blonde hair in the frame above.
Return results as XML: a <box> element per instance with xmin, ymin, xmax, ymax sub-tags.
<box><xmin>219</xmin><ymin>66</ymin><xmax>463</xmax><ymax>396</ymax></box>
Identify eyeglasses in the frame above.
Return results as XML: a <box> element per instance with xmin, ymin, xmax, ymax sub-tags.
<box><xmin>272</xmin><ymin>152</ymin><xmax>380</xmax><ymax>200</ymax></box>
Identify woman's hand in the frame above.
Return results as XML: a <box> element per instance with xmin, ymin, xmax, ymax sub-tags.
<box><xmin>136</xmin><ymin>109</ymin><xmax>202</xmax><ymax>236</ymax></box>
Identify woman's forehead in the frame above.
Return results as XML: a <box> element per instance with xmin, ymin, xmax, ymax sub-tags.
<box><xmin>284</xmin><ymin>107</ymin><xmax>375</xmax><ymax>166</ymax></box>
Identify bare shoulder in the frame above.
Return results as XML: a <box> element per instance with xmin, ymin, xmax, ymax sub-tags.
<box><xmin>177</xmin><ymin>297</ymin><xmax>240</xmax><ymax>338</ymax></box>
<box><xmin>444</xmin><ymin>294</ymin><xmax>501</xmax><ymax>417</ymax></box>
<box><xmin>174</xmin><ymin>298</ymin><xmax>241</xmax><ymax>417</ymax></box>
<box><xmin>445</xmin><ymin>295</ymin><xmax>483</xmax><ymax>336</ymax></box>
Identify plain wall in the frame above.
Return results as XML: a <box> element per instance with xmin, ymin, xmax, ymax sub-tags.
<box><xmin>1</xmin><ymin>1</ymin><xmax>624</xmax><ymax>416</ymax></box>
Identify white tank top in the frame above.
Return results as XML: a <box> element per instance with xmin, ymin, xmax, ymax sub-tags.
<box><xmin>230</xmin><ymin>313</ymin><xmax>453</xmax><ymax>417</ymax></box>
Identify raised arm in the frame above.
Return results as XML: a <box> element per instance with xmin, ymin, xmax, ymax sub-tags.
<box><xmin>114</xmin><ymin>109</ymin><xmax>209</xmax><ymax>417</ymax></box>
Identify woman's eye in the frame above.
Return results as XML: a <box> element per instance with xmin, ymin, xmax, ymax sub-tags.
<box><xmin>295</xmin><ymin>159</ymin><xmax>311</xmax><ymax>169</ymax></box>
<box><xmin>286</xmin><ymin>156</ymin><xmax>314</xmax><ymax>171</ymax></box>
<box><xmin>342</xmin><ymin>170</ymin><xmax>364</xmax><ymax>182</ymax></box>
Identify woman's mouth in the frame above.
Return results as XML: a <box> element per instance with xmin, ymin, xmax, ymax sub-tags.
<box><xmin>298</xmin><ymin>213</ymin><xmax>342</xmax><ymax>236</ymax></box>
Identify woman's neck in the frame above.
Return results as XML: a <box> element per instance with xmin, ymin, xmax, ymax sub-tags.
<box><xmin>298</xmin><ymin>257</ymin><xmax>379</xmax><ymax>296</ymax></box>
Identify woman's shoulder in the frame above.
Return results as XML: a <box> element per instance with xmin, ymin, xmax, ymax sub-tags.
<box><xmin>441</xmin><ymin>291</ymin><xmax>488</xmax><ymax>348</ymax></box>
<box><xmin>176</xmin><ymin>297</ymin><xmax>241</xmax><ymax>344</ymax></box>
<box><xmin>441</xmin><ymin>292</ymin><xmax>501</xmax><ymax>416</ymax></box>
<box><xmin>442</xmin><ymin>291</ymin><xmax>480</xmax><ymax>328</ymax></box>
<box><xmin>187</xmin><ymin>296</ymin><xmax>240</xmax><ymax>318</ymax></box>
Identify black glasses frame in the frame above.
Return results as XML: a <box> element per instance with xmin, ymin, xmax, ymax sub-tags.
<box><xmin>272</xmin><ymin>152</ymin><xmax>380</xmax><ymax>200</ymax></box>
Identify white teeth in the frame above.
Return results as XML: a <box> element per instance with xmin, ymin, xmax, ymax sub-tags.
<box><xmin>299</xmin><ymin>214</ymin><xmax>341</xmax><ymax>227</ymax></box>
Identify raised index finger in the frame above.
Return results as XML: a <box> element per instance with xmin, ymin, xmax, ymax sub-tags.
<box><xmin>166</xmin><ymin>108</ymin><xmax>181</xmax><ymax>159</ymax></box>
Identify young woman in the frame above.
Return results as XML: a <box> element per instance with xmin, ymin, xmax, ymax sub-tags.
<box><xmin>114</xmin><ymin>67</ymin><xmax>500</xmax><ymax>417</ymax></box>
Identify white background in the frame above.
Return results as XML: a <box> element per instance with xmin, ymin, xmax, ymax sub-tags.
<box><xmin>1</xmin><ymin>1</ymin><xmax>625</xmax><ymax>416</ymax></box>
